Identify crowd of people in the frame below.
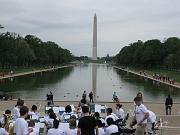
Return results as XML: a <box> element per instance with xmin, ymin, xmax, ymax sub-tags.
<box><xmin>139</xmin><ymin>70</ymin><xmax>176</xmax><ymax>85</ymax></box>
<box><xmin>0</xmin><ymin>91</ymin><xmax>173</xmax><ymax>135</ymax></box>
<box><xmin>153</xmin><ymin>73</ymin><xmax>175</xmax><ymax>84</ymax></box>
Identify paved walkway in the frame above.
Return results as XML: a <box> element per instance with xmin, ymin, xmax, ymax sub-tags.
<box><xmin>113</xmin><ymin>66</ymin><xmax>180</xmax><ymax>89</ymax></box>
<box><xmin>0</xmin><ymin>65</ymin><xmax>75</xmax><ymax>80</ymax></box>
<box><xmin>0</xmin><ymin>100</ymin><xmax>180</xmax><ymax>135</ymax></box>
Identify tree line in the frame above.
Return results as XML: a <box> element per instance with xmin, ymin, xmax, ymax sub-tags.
<box><xmin>115</xmin><ymin>37</ymin><xmax>180</xmax><ymax>69</ymax></box>
<box><xmin>0</xmin><ymin>32</ymin><xmax>73</xmax><ymax>68</ymax></box>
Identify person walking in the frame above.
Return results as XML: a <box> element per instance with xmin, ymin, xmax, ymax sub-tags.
<box><xmin>89</xmin><ymin>92</ymin><xmax>93</xmax><ymax>103</ymax></box>
<box><xmin>130</xmin><ymin>96</ymin><xmax>149</xmax><ymax>135</ymax></box>
<box><xmin>165</xmin><ymin>95</ymin><xmax>173</xmax><ymax>115</ymax></box>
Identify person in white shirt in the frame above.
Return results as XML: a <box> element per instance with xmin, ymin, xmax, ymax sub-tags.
<box><xmin>105</xmin><ymin>108</ymin><xmax>118</xmax><ymax>126</ymax></box>
<box><xmin>96</xmin><ymin>120</ymin><xmax>105</xmax><ymax>135</ymax></box>
<box><xmin>14</xmin><ymin>106</ymin><xmax>33</xmax><ymax>135</ymax></box>
<box><xmin>105</xmin><ymin>118</ymin><xmax>118</xmax><ymax>135</ymax></box>
<box><xmin>65</xmin><ymin>117</ymin><xmax>77</xmax><ymax>135</ymax></box>
<box><xmin>115</xmin><ymin>104</ymin><xmax>124</xmax><ymax>120</ymax></box>
<box><xmin>28</xmin><ymin>105</ymin><xmax>40</xmax><ymax>121</ymax></box>
<box><xmin>131</xmin><ymin>96</ymin><xmax>149</xmax><ymax>135</ymax></box>
<box><xmin>0</xmin><ymin>127</ymin><xmax>9</xmax><ymax>135</ymax></box>
<box><xmin>0</xmin><ymin>122</ymin><xmax>9</xmax><ymax>135</ymax></box>
<box><xmin>47</xmin><ymin>119</ymin><xmax>65</xmax><ymax>135</ymax></box>
<box><xmin>61</xmin><ymin>105</ymin><xmax>77</xmax><ymax>123</ymax></box>
<box><xmin>46</xmin><ymin>112</ymin><xmax>57</xmax><ymax>130</ymax></box>
<box><xmin>147</xmin><ymin>110</ymin><xmax>156</xmax><ymax>133</ymax></box>
<box><xmin>28</xmin><ymin>120</ymin><xmax>39</xmax><ymax>135</ymax></box>
<box><xmin>12</xmin><ymin>99</ymin><xmax>24</xmax><ymax>121</ymax></box>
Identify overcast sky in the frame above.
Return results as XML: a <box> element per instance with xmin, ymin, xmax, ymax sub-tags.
<box><xmin>0</xmin><ymin>0</ymin><xmax>180</xmax><ymax>57</ymax></box>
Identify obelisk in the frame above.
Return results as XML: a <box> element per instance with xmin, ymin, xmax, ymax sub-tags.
<box><xmin>92</xmin><ymin>13</ymin><xmax>97</xmax><ymax>60</ymax></box>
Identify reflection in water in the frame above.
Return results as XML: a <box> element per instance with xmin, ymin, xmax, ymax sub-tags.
<box><xmin>0</xmin><ymin>67</ymin><xmax>73</xmax><ymax>99</ymax></box>
<box><xmin>92</xmin><ymin>63</ymin><xmax>97</xmax><ymax>101</ymax></box>
<box><xmin>115</xmin><ymin>69</ymin><xmax>180</xmax><ymax>102</ymax></box>
<box><xmin>0</xmin><ymin>64</ymin><xmax>180</xmax><ymax>102</ymax></box>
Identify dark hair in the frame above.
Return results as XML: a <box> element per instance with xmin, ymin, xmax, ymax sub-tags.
<box><xmin>48</xmin><ymin>108</ymin><xmax>54</xmax><ymax>114</ymax></box>
<box><xmin>93</xmin><ymin>112</ymin><xmax>100</xmax><ymax>120</ymax></box>
<box><xmin>65</xmin><ymin>105</ymin><xmax>72</xmax><ymax>113</ymax></box>
<box><xmin>0</xmin><ymin>122</ymin><xmax>2</xmax><ymax>128</ymax></box>
<box><xmin>49</xmin><ymin>112</ymin><xmax>57</xmax><ymax>119</ymax></box>
<box><xmin>81</xmin><ymin>98</ymin><xmax>87</xmax><ymax>104</ymax></box>
<box><xmin>137</xmin><ymin>92</ymin><xmax>143</xmax><ymax>97</ymax></box>
<box><xmin>20</xmin><ymin>106</ymin><xmax>29</xmax><ymax>116</ymax></box>
<box><xmin>5</xmin><ymin>109</ymin><xmax>11</xmax><ymax>114</ymax></box>
<box><xmin>116</xmin><ymin>104</ymin><xmax>122</xmax><ymax>108</ymax></box>
<box><xmin>97</xmin><ymin>120</ymin><xmax>105</xmax><ymax>127</ymax></box>
<box><xmin>28</xmin><ymin>120</ymin><xmax>35</xmax><ymax>127</ymax></box>
<box><xmin>70</xmin><ymin>115</ymin><xmax>76</xmax><ymax>120</ymax></box>
<box><xmin>16</xmin><ymin>99</ymin><xmax>24</xmax><ymax>107</ymax></box>
<box><xmin>31</xmin><ymin>105</ymin><xmax>37</xmax><ymax>111</ymax></box>
<box><xmin>106</xmin><ymin>117</ymin><xmax>114</xmax><ymax>126</ymax></box>
<box><xmin>134</xmin><ymin>96</ymin><xmax>142</xmax><ymax>102</ymax></box>
<box><xmin>25</xmin><ymin>114</ymin><xmax>30</xmax><ymax>120</ymax></box>
<box><xmin>82</xmin><ymin>106</ymin><xmax>89</xmax><ymax>113</ymax></box>
<box><xmin>53</xmin><ymin>119</ymin><xmax>59</xmax><ymax>129</ymax></box>
<box><xmin>107</xmin><ymin>108</ymin><xmax>113</xmax><ymax>114</ymax></box>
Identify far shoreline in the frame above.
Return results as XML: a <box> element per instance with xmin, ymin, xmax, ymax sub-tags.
<box><xmin>113</xmin><ymin>66</ymin><xmax>180</xmax><ymax>89</ymax></box>
<box><xmin>0</xmin><ymin>64</ymin><xmax>76</xmax><ymax>80</ymax></box>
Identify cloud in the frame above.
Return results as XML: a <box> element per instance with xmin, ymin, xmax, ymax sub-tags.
<box><xmin>0</xmin><ymin>0</ymin><xmax>180</xmax><ymax>56</ymax></box>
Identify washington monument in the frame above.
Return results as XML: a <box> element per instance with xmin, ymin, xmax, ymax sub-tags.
<box><xmin>92</xmin><ymin>13</ymin><xmax>97</xmax><ymax>60</ymax></box>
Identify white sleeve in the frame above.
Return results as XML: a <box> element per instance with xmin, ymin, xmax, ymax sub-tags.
<box><xmin>3</xmin><ymin>128</ymin><xmax>9</xmax><ymax>135</ymax></box>
<box><xmin>23</xmin><ymin>123</ymin><xmax>29</xmax><ymax>135</ymax></box>
<box><xmin>141</xmin><ymin>105</ymin><xmax>148</xmax><ymax>113</ymax></box>
<box><xmin>6</xmin><ymin>131</ymin><xmax>9</xmax><ymax>135</ymax></box>
<box><xmin>105</xmin><ymin>128</ymin><xmax>109</xmax><ymax>135</ymax></box>
<box><xmin>47</xmin><ymin>129</ymin><xmax>53</xmax><ymax>135</ymax></box>
<box><xmin>0</xmin><ymin>118</ymin><xmax>4</xmax><ymax>125</ymax></box>
<box><xmin>120</xmin><ymin>110</ymin><xmax>124</xmax><ymax>119</ymax></box>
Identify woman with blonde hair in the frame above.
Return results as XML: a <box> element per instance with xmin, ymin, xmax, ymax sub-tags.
<box><xmin>65</xmin><ymin>116</ymin><xmax>77</xmax><ymax>135</ymax></box>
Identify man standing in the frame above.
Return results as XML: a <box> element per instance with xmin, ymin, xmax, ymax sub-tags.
<box><xmin>89</xmin><ymin>92</ymin><xmax>93</xmax><ymax>103</ymax></box>
<box><xmin>82</xmin><ymin>91</ymin><xmax>87</xmax><ymax>99</ymax></box>
<box><xmin>131</xmin><ymin>96</ymin><xmax>149</xmax><ymax>135</ymax></box>
<box><xmin>77</xmin><ymin>105</ymin><xmax>98</xmax><ymax>135</ymax></box>
<box><xmin>165</xmin><ymin>95</ymin><xmax>173</xmax><ymax>115</ymax></box>
<box><xmin>14</xmin><ymin>106</ymin><xmax>33</xmax><ymax>135</ymax></box>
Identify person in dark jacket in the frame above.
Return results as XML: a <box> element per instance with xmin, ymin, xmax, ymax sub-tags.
<box><xmin>165</xmin><ymin>95</ymin><xmax>173</xmax><ymax>115</ymax></box>
<box><xmin>89</xmin><ymin>92</ymin><xmax>93</xmax><ymax>103</ymax></box>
